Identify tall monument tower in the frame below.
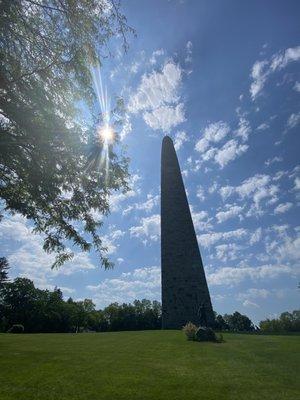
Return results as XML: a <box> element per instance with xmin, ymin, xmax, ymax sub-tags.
<box><xmin>161</xmin><ymin>135</ymin><xmax>214</xmax><ymax>329</ymax></box>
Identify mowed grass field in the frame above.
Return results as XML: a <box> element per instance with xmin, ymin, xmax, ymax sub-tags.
<box><xmin>0</xmin><ymin>331</ymin><xmax>299</xmax><ymax>400</ymax></box>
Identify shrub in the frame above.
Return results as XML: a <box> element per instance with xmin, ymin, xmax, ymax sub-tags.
<box><xmin>182</xmin><ymin>322</ymin><xmax>198</xmax><ymax>341</ymax></box>
<box><xmin>195</xmin><ymin>326</ymin><xmax>217</xmax><ymax>342</ymax></box>
<box><xmin>8</xmin><ymin>324</ymin><xmax>24</xmax><ymax>333</ymax></box>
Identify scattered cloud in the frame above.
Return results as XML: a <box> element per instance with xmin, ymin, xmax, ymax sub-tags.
<box><xmin>0</xmin><ymin>214</ymin><xmax>94</xmax><ymax>294</ymax></box>
<box><xmin>129</xmin><ymin>62</ymin><xmax>185</xmax><ymax>132</ymax></box>
<box><xmin>242</xmin><ymin>300</ymin><xmax>259</xmax><ymax>308</ymax></box>
<box><xmin>196</xmin><ymin>185</ymin><xmax>205</xmax><ymax>201</ymax></box>
<box><xmin>214</xmin><ymin>139</ymin><xmax>248</xmax><ymax>168</ymax></box>
<box><xmin>109</xmin><ymin>173</ymin><xmax>141</xmax><ymax>212</ymax></box>
<box><xmin>257</xmin><ymin>122</ymin><xmax>269</xmax><ymax>131</ymax></box>
<box><xmin>195</xmin><ymin>121</ymin><xmax>230</xmax><ymax>153</ymax></box>
<box><xmin>174</xmin><ymin>131</ymin><xmax>188</xmax><ymax>150</ymax></box>
<box><xmin>185</xmin><ymin>41</ymin><xmax>193</xmax><ymax>63</ymax></box>
<box><xmin>219</xmin><ymin>173</ymin><xmax>279</xmax><ymax>211</ymax></box>
<box><xmin>143</xmin><ymin>104</ymin><xmax>185</xmax><ymax>132</ymax></box>
<box><xmin>102</xmin><ymin>229</ymin><xmax>125</xmax><ymax>255</ymax></box>
<box><xmin>250</xmin><ymin>45</ymin><xmax>300</xmax><ymax>100</ymax></box>
<box><xmin>129</xmin><ymin>214</ymin><xmax>160</xmax><ymax>243</ymax></box>
<box><xmin>274</xmin><ymin>202</ymin><xmax>293</xmax><ymax>215</ymax></box>
<box><xmin>235</xmin><ymin>117</ymin><xmax>251</xmax><ymax>141</ymax></box>
<box><xmin>207</xmin><ymin>264</ymin><xmax>294</xmax><ymax>286</ymax></box>
<box><xmin>286</xmin><ymin>112</ymin><xmax>300</xmax><ymax>130</ymax></box>
<box><xmin>86</xmin><ymin>266</ymin><xmax>161</xmax><ymax>308</ymax></box>
<box><xmin>198</xmin><ymin>228</ymin><xmax>248</xmax><ymax>248</ymax></box>
<box><xmin>250</xmin><ymin>228</ymin><xmax>262</xmax><ymax>245</ymax></box>
<box><xmin>294</xmin><ymin>81</ymin><xmax>300</xmax><ymax>92</ymax></box>
<box><xmin>265</xmin><ymin>156</ymin><xmax>283</xmax><ymax>166</ymax></box>
<box><xmin>216</xmin><ymin>205</ymin><xmax>243</xmax><ymax>223</ymax></box>
<box><xmin>120</xmin><ymin>113</ymin><xmax>132</xmax><ymax>141</ymax></box>
<box><xmin>190</xmin><ymin>208</ymin><xmax>212</xmax><ymax>232</ymax></box>
<box><xmin>237</xmin><ymin>288</ymin><xmax>270</xmax><ymax>301</ymax></box>
<box><xmin>123</xmin><ymin>193</ymin><xmax>159</xmax><ymax>215</ymax></box>
<box><xmin>149</xmin><ymin>49</ymin><xmax>164</xmax><ymax>65</ymax></box>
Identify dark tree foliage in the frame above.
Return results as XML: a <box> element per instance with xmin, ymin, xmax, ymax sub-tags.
<box><xmin>260</xmin><ymin>311</ymin><xmax>300</xmax><ymax>333</ymax></box>
<box><xmin>0</xmin><ymin>257</ymin><xmax>9</xmax><ymax>285</ymax></box>
<box><xmin>213</xmin><ymin>312</ymin><xmax>229</xmax><ymax>331</ymax></box>
<box><xmin>223</xmin><ymin>311</ymin><xmax>255</xmax><ymax>332</ymax></box>
<box><xmin>0</xmin><ymin>0</ymin><xmax>133</xmax><ymax>268</ymax></box>
<box><xmin>0</xmin><ymin>277</ymin><xmax>161</xmax><ymax>332</ymax></box>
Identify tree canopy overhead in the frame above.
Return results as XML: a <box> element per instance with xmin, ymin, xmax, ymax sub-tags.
<box><xmin>0</xmin><ymin>0</ymin><xmax>134</xmax><ymax>268</ymax></box>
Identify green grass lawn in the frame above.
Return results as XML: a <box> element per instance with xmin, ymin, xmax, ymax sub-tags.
<box><xmin>0</xmin><ymin>331</ymin><xmax>299</xmax><ymax>400</ymax></box>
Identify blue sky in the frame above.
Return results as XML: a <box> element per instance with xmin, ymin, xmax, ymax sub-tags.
<box><xmin>1</xmin><ymin>0</ymin><xmax>300</xmax><ymax>324</ymax></box>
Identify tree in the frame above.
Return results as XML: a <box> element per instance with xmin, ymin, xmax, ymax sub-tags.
<box><xmin>223</xmin><ymin>311</ymin><xmax>255</xmax><ymax>332</ymax></box>
<box><xmin>0</xmin><ymin>277</ymin><xmax>38</xmax><ymax>331</ymax></box>
<box><xmin>213</xmin><ymin>313</ymin><xmax>229</xmax><ymax>331</ymax></box>
<box><xmin>0</xmin><ymin>257</ymin><xmax>9</xmax><ymax>285</ymax></box>
<box><xmin>0</xmin><ymin>0</ymin><xmax>134</xmax><ymax>268</ymax></box>
<box><xmin>0</xmin><ymin>276</ymin><xmax>162</xmax><ymax>333</ymax></box>
<box><xmin>259</xmin><ymin>310</ymin><xmax>300</xmax><ymax>333</ymax></box>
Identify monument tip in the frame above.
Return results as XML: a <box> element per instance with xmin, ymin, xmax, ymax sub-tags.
<box><xmin>162</xmin><ymin>135</ymin><xmax>173</xmax><ymax>145</ymax></box>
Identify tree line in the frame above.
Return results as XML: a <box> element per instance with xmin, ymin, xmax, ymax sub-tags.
<box><xmin>0</xmin><ymin>276</ymin><xmax>162</xmax><ymax>333</ymax></box>
<box><xmin>1</xmin><ymin>260</ymin><xmax>299</xmax><ymax>333</ymax></box>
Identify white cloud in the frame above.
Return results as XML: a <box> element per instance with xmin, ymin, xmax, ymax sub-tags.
<box><xmin>174</xmin><ymin>131</ymin><xmax>188</xmax><ymax>150</ymax></box>
<box><xmin>294</xmin><ymin>177</ymin><xmax>300</xmax><ymax>190</ymax></box>
<box><xmin>294</xmin><ymin>81</ymin><xmax>300</xmax><ymax>92</ymax></box>
<box><xmin>277</xmin><ymin>235</ymin><xmax>300</xmax><ymax>262</ymax></box>
<box><xmin>274</xmin><ymin>202</ymin><xmax>293</xmax><ymax>215</ymax></box>
<box><xmin>270</xmin><ymin>46</ymin><xmax>300</xmax><ymax>70</ymax></box>
<box><xmin>235</xmin><ymin>117</ymin><xmax>251</xmax><ymax>141</ymax></box>
<box><xmin>219</xmin><ymin>174</ymin><xmax>279</xmax><ymax>209</ymax></box>
<box><xmin>185</xmin><ymin>41</ymin><xmax>193</xmax><ymax>63</ymax></box>
<box><xmin>129</xmin><ymin>214</ymin><xmax>160</xmax><ymax>243</ymax></box>
<box><xmin>250</xmin><ymin>46</ymin><xmax>300</xmax><ymax>100</ymax></box>
<box><xmin>129</xmin><ymin>62</ymin><xmax>185</xmax><ymax>132</ymax></box>
<box><xmin>190</xmin><ymin>208</ymin><xmax>212</xmax><ymax>232</ymax></box>
<box><xmin>143</xmin><ymin>103</ymin><xmax>185</xmax><ymax>132</ymax></box>
<box><xmin>102</xmin><ymin>229</ymin><xmax>125</xmax><ymax>255</ymax></box>
<box><xmin>242</xmin><ymin>300</ymin><xmax>259</xmax><ymax>308</ymax></box>
<box><xmin>216</xmin><ymin>205</ymin><xmax>243</xmax><ymax>223</ymax></box>
<box><xmin>238</xmin><ymin>288</ymin><xmax>270</xmax><ymax>301</ymax></box>
<box><xmin>214</xmin><ymin>139</ymin><xmax>248</xmax><ymax>168</ymax></box>
<box><xmin>286</xmin><ymin>112</ymin><xmax>300</xmax><ymax>130</ymax></box>
<box><xmin>250</xmin><ymin>60</ymin><xmax>269</xmax><ymax>100</ymax></box>
<box><xmin>207</xmin><ymin>264</ymin><xmax>294</xmax><ymax>286</ymax></box>
<box><xmin>109</xmin><ymin>189</ymin><xmax>137</xmax><ymax>212</ymax></box>
<box><xmin>250</xmin><ymin>228</ymin><xmax>262</xmax><ymax>245</ymax></box>
<box><xmin>195</xmin><ymin>121</ymin><xmax>248</xmax><ymax>168</ymax></box>
<box><xmin>195</xmin><ymin>121</ymin><xmax>230</xmax><ymax>153</ymax></box>
<box><xmin>123</xmin><ymin>193</ymin><xmax>160</xmax><ymax>215</ymax></box>
<box><xmin>129</xmin><ymin>62</ymin><xmax>182</xmax><ymax>112</ymax></box>
<box><xmin>196</xmin><ymin>186</ymin><xmax>205</xmax><ymax>201</ymax></box>
<box><xmin>215</xmin><ymin>243</ymin><xmax>243</xmax><ymax>261</ymax></box>
<box><xmin>265</xmin><ymin>156</ymin><xmax>283</xmax><ymax>166</ymax></box>
<box><xmin>120</xmin><ymin>113</ymin><xmax>132</xmax><ymax>141</ymax></box>
<box><xmin>198</xmin><ymin>228</ymin><xmax>248</xmax><ymax>248</ymax></box>
<box><xmin>257</xmin><ymin>122</ymin><xmax>269</xmax><ymax>131</ymax></box>
<box><xmin>86</xmin><ymin>266</ymin><xmax>161</xmax><ymax>308</ymax></box>
<box><xmin>109</xmin><ymin>173</ymin><xmax>141</xmax><ymax>212</ymax></box>
<box><xmin>149</xmin><ymin>49</ymin><xmax>164</xmax><ymax>65</ymax></box>
<box><xmin>0</xmin><ymin>214</ymin><xmax>94</xmax><ymax>294</ymax></box>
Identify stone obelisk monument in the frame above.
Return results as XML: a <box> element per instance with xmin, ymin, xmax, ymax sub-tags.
<box><xmin>161</xmin><ymin>135</ymin><xmax>214</xmax><ymax>329</ymax></box>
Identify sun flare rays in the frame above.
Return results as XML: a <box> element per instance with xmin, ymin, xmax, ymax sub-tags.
<box><xmin>88</xmin><ymin>64</ymin><xmax>116</xmax><ymax>182</ymax></box>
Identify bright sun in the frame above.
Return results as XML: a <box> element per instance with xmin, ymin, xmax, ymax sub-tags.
<box><xmin>98</xmin><ymin>124</ymin><xmax>115</xmax><ymax>144</ymax></box>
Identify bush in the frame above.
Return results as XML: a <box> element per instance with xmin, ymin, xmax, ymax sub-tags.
<box><xmin>195</xmin><ymin>326</ymin><xmax>217</xmax><ymax>342</ymax></box>
<box><xmin>8</xmin><ymin>324</ymin><xmax>24</xmax><ymax>333</ymax></box>
<box><xmin>182</xmin><ymin>322</ymin><xmax>198</xmax><ymax>341</ymax></box>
